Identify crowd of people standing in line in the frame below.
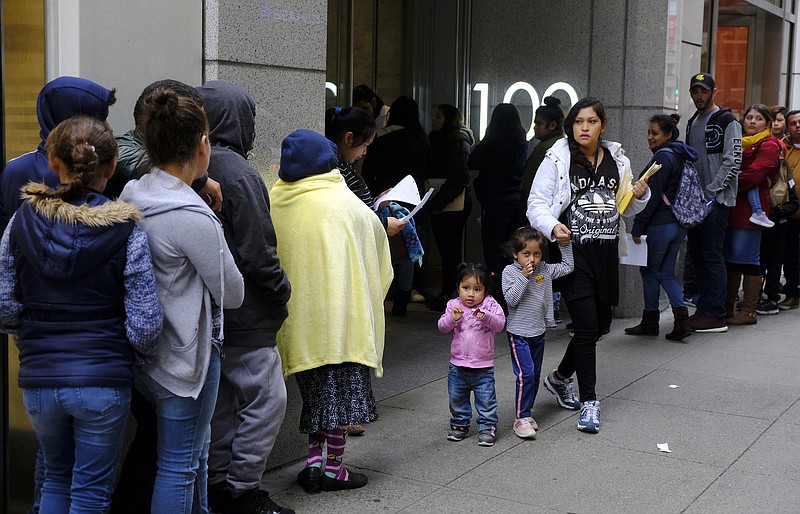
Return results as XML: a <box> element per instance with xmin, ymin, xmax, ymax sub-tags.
<box><xmin>4</xmin><ymin>71</ymin><xmax>800</xmax><ymax>514</ymax></box>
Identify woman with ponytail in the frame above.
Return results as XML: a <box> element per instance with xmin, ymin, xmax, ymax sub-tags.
<box><xmin>526</xmin><ymin>97</ymin><xmax>650</xmax><ymax>434</ymax></box>
<box><xmin>0</xmin><ymin>115</ymin><xmax>163</xmax><ymax>511</ymax></box>
<box><xmin>120</xmin><ymin>84</ymin><xmax>244</xmax><ymax>513</ymax></box>
<box><xmin>625</xmin><ymin>113</ymin><xmax>698</xmax><ymax>341</ymax></box>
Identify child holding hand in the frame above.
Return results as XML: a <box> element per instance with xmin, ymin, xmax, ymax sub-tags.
<box><xmin>438</xmin><ymin>263</ymin><xmax>506</xmax><ymax>447</ymax></box>
<box><xmin>502</xmin><ymin>227</ymin><xmax>573</xmax><ymax>439</ymax></box>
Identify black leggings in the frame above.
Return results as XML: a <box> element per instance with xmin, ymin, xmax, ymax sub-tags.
<box><xmin>559</xmin><ymin>295</ymin><xmax>611</xmax><ymax>403</ymax></box>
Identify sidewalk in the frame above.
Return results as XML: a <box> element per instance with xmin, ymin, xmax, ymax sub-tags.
<box><xmin>262</xmin><ymin>304</ymin><xmax>800</xmax><ymax>513</ymax></box>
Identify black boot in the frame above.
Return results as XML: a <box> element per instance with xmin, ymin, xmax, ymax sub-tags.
<box><xmin>665</xmin><ymin>306</ymin><xmax>691</xmax><ymax>341</ymax></box>
<box><xmin>624</xmin><ymin>310</ymin><xmax>660</xmax><ymax>335</ymax></box>
<box><xmin>392</xmin><ymin>289</ymin><xmax>411</xmax><ymax>316</ymax></box>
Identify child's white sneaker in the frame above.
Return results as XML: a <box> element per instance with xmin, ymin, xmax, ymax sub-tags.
<box><xmin>749</xmin><ymin>211</ymin><xmax>775</xmax><ymax>228</ymax></box>
<box><xmin>513</xmin><ymin>417</ymin><xmax>537</xmax><ymax>439</ymax></box>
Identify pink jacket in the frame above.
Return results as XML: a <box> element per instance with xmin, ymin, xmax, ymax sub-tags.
<box><xmin>437</xmin><ymin>296</ymin><xmax>506</xmax><ymax>368</ymax></box>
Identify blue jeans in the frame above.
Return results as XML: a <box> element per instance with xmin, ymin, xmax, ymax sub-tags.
<box><xmin>687</xmin><ymin>202</ymin><xmax>730</xmax><ymax>318</ymax></box>
<box><xmin>747</xmin><ymin>187</ymin><xmax>763</xmax><ymax>214</ymax></box>
<box><xmin>507</xmin><ymin>333</ymin><xmax>545</xmax><ymax>419</ymax></box>
<box><xmin>447</xmin><ymin>364</ymin><xmax>498</xmax><ymax>432</ymax></box>
<box><xmin>136</xmin><ymin>349</ymin><xmax>221</xmax><ymax>514</ymax></box>
<box><xmin>640</xmin><ymin>222</ymin><xmax>687</xmax><ymax>310</ymax></box>
<box><xmin>23</xmin><ymin>386</ymin><xmax>131</xmax><ymax>513</ymax></box>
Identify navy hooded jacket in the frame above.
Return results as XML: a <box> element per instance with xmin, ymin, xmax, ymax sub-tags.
<box><xmin>0</xmin><ymin>77</ymin><xmax>113</xmax><ymax>234</ymax></box>
<box><xmin>7</xmin><ymin>186</ymin><xmax>162</xmax><ymax>388</ymax></box>
<box><xmin>631</xmin><ymin>141</ymin><xmax>699</xmax><ymax>237</ymax></box>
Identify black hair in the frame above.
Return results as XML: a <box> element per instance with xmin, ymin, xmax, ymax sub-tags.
<box><xmin>140</xmin><ymin>84</ymin><xmax>209</xmax><ymax>167</ymax></box>
<box><xmin>134</xmin><ymin>79</ymin><xmax>203</xmax><ymax>131</ymax></box>
<box><xmin>324</xmin><ymin>106</ymin><xmax>376</xmax><ymax>149</ymax></box>
<box><xmin>770</xmin><ymin>105</ymin><xmax>787</xmax><ymax>119</ymax></box>
<box><xmin>352</xmin><ymin>84</ymin><xmax>384</xmax><ymax>120</ymax></box>
<box><xmin>485</xmin><ymin>103</ymin><xmax>526</xmax><ymax>145</ymax></box>
<box><xmin>744</xmin><ymin>103</ymin><xmax>773</xmax><ymax>124</ymax></box>
<box><xmin>505</xmin><ymin>226</ymin><xmax>546</xmax><ymax>257</ymax></box>
<box><xmin>650</xmin><ymin>113</ymin><xmax>681</xmax><ymax>141</ymax></box>
<box><xmin>36</xmin><ymin>115</ymin><xmax>117</xmax><ymax>201</ymax></box>
<box><xmin>434</xmin><ymin>104</ymin><xmax>465</xmax><ymax>143</ymax></box>
<box><xmin>386</xmin><ymin>96</ymin><xmax>424</xmax><ymax>133</ymax></box>
<box><xmin>455</xmin><ymin>262</ymin><xmax>493</xmax><ymax>297</ymax></box>
<box><xmin>535</xmin><ymin>96</ymin><xmax>565</xmax><ymax>134</ymax></box>
<box><xmin>353</xmin><ymin>84</ymin><xmax>376</xmax><ymax>104</ymax></box>
<box><xmin>564</xmin><ymin>97</ymin><xmax>607</xmax><ymax>172</ymax></box>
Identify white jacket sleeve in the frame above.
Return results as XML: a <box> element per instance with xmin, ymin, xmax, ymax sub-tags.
<box><xmin>526</xmin><ymin>157</ymin><xmax>562</xmax><ymax>242</ymax></box>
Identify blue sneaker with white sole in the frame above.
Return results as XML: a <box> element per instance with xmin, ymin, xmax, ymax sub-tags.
<box><xmin>577</xmin><ymin>400</ymin><xmax>600</xmax><ymax>433</ymax></box>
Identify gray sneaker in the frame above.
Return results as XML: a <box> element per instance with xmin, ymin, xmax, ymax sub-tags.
<box><xmin>447</xmin><ymin>427</ymin><xmax>469</xmax><ymax>441</ymax></box>
<box><xmin>544</xmin><ymin>371</ymin><xmax>581</xmax><ymax>410</ymax></box>
<box><xmin>478</xmin><ymin>427</ymin><xmax>496</xmax><ymax>447</ymax></box>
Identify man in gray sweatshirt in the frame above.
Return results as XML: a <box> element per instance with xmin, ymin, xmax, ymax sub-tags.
<box><xmin>685</xmin><ymin>72</ymin><xmax>742</xmax><ymax>333</ymax></box>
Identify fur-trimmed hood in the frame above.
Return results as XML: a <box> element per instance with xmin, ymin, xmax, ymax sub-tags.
<box><xmin>13</xmin><ymin>183</ymin><xmax>139</xmax><ymax>280</ymax></box>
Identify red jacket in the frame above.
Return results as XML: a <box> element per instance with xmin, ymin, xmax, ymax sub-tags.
<box><xmin>728</xmin><ymin>136</ymin><xmax>781</xmax><ymax>230</ymax></box>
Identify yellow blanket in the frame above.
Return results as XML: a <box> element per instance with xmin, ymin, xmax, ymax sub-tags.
<box><xmin>270</xmin><ymin>170</ymin><xmax>394</xmax><ymax>379</ymax></box>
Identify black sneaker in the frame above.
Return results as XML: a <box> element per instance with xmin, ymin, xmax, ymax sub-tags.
<box><xmin>229</xmin><ymin>488</ymin><xmax>294</xmax><ymax>514</ymax></box>
<box><xmin>209</xmin><ymin>483</ymin><xmax>232</xmax><ymax>514</ymax></box>
<box><xmin>756</xmin><ymin>299</ymin><xmax>779</xmax><ymax>315</ymax></box>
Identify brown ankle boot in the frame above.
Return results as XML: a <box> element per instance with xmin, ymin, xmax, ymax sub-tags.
<box><xmin>665</xmin><ymin>306</ymin><xmax>691</xmax><ymax>341</ymax></box>
<box><xmin>728</xmin><ymin>275</ymin><xmax>761</xmax><ymax>325</ymax></box>
<box><xmin>624</xmin><ymin>310</ymin><xmax>660</xmax><ymax>335</ymax></box>
<box><xmin>724</xmin><ymin>270</ymin><xmax>742</xmax><ymax>319</ymax></box>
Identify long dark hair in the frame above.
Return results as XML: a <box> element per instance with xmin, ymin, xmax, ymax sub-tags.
<box><xmin>324</xmin><ymin>106</ymin><xmax>376</xmax><ymax>149</ymax></box>
<box><xmin>484</xmin><ymin>103</ymin><xmax>526</xmax><ymax>145</ymax></box>
<box><xmin>564</xmin><ymin>97</ymin><xmax>607</xmax><ymax>171</ymax></box>
<box><xmin>434</xmin><ymin>104</ymin><xmax>465</xmax><ymax>143</ymax></box>
<box><xmin>386</xmin><ymin>96</ymin><xmax>424</xmax><ymax>134</ymax></box>
<box><xmin>34</xmin><ymin>115</ymin><xmax>118</xmax><ymax>201</ymax></box>
<box><xmin>650</xmin><ymin>113</ymin><xmax>681</xmax><ymax>142</ymax></box>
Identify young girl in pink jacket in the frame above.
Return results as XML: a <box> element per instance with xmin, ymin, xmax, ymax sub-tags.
<box><xmin>438</xmin><ymin>263</ymin><xmax>506</xmax><ymax>447</ymax></box>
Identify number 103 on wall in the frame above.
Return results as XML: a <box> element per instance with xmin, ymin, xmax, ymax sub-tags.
<box><xmin>472</xmin><ymin>81</ymin><xmax>579</xmax><ymax>141</ymax></box>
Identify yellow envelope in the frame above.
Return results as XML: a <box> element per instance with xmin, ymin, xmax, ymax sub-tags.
<box><xmin>618</xmin><ymin>163</ymin><xmax>661</xmax><ymax>214</ymax></box>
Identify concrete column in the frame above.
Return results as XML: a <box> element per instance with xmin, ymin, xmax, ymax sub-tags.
<box><xmin>203</xmin><ymin>0</ymin><xmax>328</xmax><ymax>468</ymax></box>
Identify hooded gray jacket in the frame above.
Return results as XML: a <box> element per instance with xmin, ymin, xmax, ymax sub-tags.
<box><xmin>121</xmin><ymin>168</ymin><xmax>244</xmax><ymax>398</ymax></box>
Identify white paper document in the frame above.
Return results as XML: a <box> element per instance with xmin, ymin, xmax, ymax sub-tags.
<box><xmin>400</xmin><ymin>188</ymin><xmax>434</xmax><ymax>221</ymax></box>
<box><xmin>619</xmin><ymin>234</ymin><xmax>648</xmax><ymax>266</ymax></box>
<box><xmin>372</xmin><ymin>175</ymin><xmax>422</xmax><ymax>210</ymax></box>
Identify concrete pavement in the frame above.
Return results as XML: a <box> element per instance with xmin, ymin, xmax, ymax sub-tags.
<box><xmin>261</xmin><ymin>302</ymin><xmax>800</xmax><ymax>513</ymax></box>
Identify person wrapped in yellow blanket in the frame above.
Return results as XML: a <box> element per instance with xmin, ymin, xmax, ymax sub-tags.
<box><xmin>270</xmin><ymin>129</ymin><xmax>393</xmax><ymax>492</ymax></box>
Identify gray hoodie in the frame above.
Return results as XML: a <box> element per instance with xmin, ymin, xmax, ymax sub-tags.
<box><xmin>121</xmin><ymin>168</ymin><xmax>244</xmax><ymax>398</ymax></box>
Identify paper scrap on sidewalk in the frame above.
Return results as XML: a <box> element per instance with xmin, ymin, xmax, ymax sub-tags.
<box><xmin>668</xmin><ymin>384</ymin><xmax>679</xmax><ymax>389</ymax></box>
<box><xmin>657</xmin><ymin>443</ymin><xmax>672</xmax><ymax>453</ymax></box>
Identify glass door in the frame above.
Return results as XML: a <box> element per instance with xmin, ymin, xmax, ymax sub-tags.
<box><xmin>1</xmin><ymin>0</ymin><xmax>46</xmax><ymax>512</ymax></box>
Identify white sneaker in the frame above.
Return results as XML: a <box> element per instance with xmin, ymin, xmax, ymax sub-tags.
<box><xmin>749</xmin><ymin>211</ymin><xmax>775</xmax><ymax>228</ymax></box>
<box><xmin>513</xmin><ymin>417</ymin><xmax>537</xmax><ymax>439</ymax></box>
